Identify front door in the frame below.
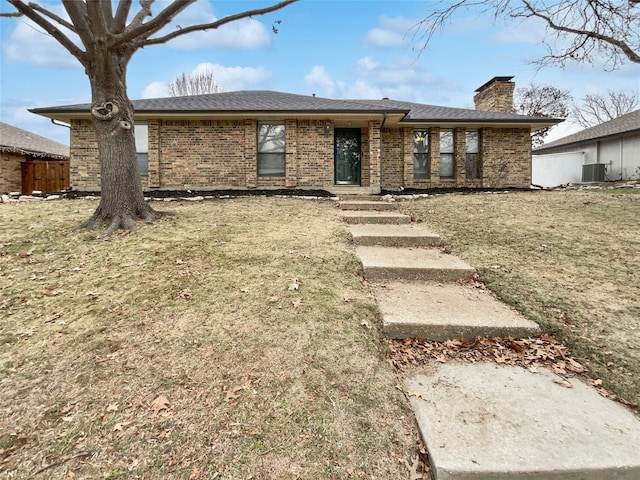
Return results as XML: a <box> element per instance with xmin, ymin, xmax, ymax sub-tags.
<box><xmin>334</xmin><ymin>128</ymin><xmax>361</xmax><ymax>185</ymax></box>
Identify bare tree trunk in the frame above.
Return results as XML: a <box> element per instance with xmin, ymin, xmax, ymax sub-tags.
<box><xmin>78</xmin><ymin>49</ymin><xmax>159</xmax><ymax>237</ymax></box>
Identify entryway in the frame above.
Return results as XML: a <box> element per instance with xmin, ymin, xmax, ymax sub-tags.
<box><xmin>334</xmin><ymin>128</ymin><xmax>361</xmax><ymax>185</ymax></box>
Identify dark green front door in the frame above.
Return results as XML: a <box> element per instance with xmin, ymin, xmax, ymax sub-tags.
<box><xmin>334</xmin><ymin>128</ymin><xmax>361</xmax><ymax>185</ymax></box>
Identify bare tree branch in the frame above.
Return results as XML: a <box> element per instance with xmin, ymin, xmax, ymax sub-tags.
<box><xmin>112</xmin><ymin>0</ymin><xmax>133</xmax><ymax>34</ymax></box>
<box><xmin>168</xmin><ymin>69</ymin><xmax>224</xmax><ymax>97</ymax></box>
<box><xmin>6</xmin><ymin>0</ymin><xmax>86</xmax><ymax>63</ymax></box>
<box><xmin>139</xmin><ymin>0</ymin><xmax>299</xmax><ymax>47</ymax></box>
<box><xmin>521</xmin><ymin>0</ymin><xmax>640</xmax><ymax>65</ymax></box>
<box><xmin>86</xmin><ymin>0</ymin><xmax>110</xmax><ymax>39</ymax></box>
<box><xmin>413</xmin><ymin>0</ymin><xmax>640</xmax><ymax>68</ymax></box>
<box><xmin>27</xmin><ymin>3</ymin><xmax>75</xmax><ymax>31</ymax></box>
<box><xmin>61</xmin><ymin>0</ymin><xmax>93</xmax><ymax>48</ymax></box>
<box><xmin>572</xmin><ymin>90</ymin><xmax>640</xmax><ymax>128</ymax></box>
<box><xmin>116</xmin><ymin>0</ymin><xmax>196</xmax><ymax>45</ymax></box>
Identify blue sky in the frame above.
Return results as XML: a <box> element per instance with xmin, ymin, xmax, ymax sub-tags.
<box><xmin>1</xmin><ymin>0</ymin><xmax>639</xmax><ymax>146</ymax></box>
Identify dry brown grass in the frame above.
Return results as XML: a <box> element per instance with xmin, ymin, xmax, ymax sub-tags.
<box><xmin>0</xmin><ymin>197</ymin><xmax>417</xmax><ymax>479</ymax></box>
<box><xmin>397</xmin><ymin>189</ymin><xmax>640</xmax><ymax>407</ymax></box>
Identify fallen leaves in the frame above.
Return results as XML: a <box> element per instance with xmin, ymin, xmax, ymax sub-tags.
<box><xmin>387</xmin><ymin>334</ymin><xmax>635</xmax><ymax>407</ymax></box>
<box><xmin>386</xmin><ymin>334</ymin><xmax>587</xmax><ymax>377</ymax></box>
<box><xmin>150</xmin><ymin>395</ymin><xmax>170</xmax><ymax>416</ymax></box>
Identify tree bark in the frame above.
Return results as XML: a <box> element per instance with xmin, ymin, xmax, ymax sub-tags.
<box><xmin>78</xmin><ymin>47</ymin><xmax>159</xmax><ymax>238</ymax></box>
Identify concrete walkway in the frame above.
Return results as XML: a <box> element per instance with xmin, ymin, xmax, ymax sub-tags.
<box><xmin>339</xmin><ymin>198</ymin><xmax>640</xmax><ymax>480</ymax></box>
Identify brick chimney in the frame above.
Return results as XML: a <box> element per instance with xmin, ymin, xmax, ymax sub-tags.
<box><xmin>474</xmin><ymin>76</ymin><xmax>515</xmax><ymax>113</ymax></box>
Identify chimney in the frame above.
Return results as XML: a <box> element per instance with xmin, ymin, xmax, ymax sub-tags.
<box><xmin>473</xmin><ymin>76</ymin><xmax>515</xmax><ymax>113</ymax></box>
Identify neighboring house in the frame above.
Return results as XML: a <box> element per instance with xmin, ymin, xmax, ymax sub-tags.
<box><xmin>1</xmin><ymin>122</ymin><xmax>70</xmax><ymax>194</ymax></box>
<box><xmin>31</xmin><ymin>77</ymin><xmax>559</xmax><ymax>194</ymax></box>
<box><xmin>533</xmin><ymin>109</ymin><xmax>640</xmax><ymax>187</ymax></box>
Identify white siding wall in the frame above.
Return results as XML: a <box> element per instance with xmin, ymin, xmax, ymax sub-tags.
<box><xmin>532</xmin><ymin>152</ymin><xmax>586</xmax><ymax>187</ymax></box>
<box><xmin>534</xmin><ymin>133</ymin><xmax>640</xmax><ymax>184</ymax></box>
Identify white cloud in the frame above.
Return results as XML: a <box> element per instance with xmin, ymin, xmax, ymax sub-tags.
<box><xmin>141</xmin><ymin>82</ymin><xmax>169</xmax><ymax>99</ymax></box>
<box><xmin>365</xmin><ymin>28</ymin><xmax>407</xmax><ymax>48</ymax></box>
<box><xmin>304</xmin><ymin>56</ymin><xmax>452</xmax><ymax>102</ymax></box>
<box><xmin>156</xmin><ymin>1</ymin><xmax>272</xmax><ymax>50</ymax></box>
<box><xmin>2</xmin><ymin>7</ymin><xmax>81</xmax><ymax>68</ymax></box>
<box><xmin>304</xmin><ymin>66</ymin><xmax>344</xmax><ymax>97</ymax></box>
<box><xmin>364</xmin><ymin>15</ymin><xmax>414</xmax><ymax>49</ymax></box>
<box><xmin>139</xmin><ymin>62</ymin><xmax>271</xmax><ymax>98</ymax></box>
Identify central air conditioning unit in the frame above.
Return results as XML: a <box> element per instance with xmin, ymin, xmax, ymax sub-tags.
<box><xmin>582</xmin><ymin>163</ymin><xmax>606</xmax><ymax>182</ymax></box>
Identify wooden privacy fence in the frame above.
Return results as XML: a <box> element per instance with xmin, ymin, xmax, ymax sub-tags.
<box><xmin>21</xmin><ymin>159</ymin><xmax>70</xmax><ymax>194</ymax></box>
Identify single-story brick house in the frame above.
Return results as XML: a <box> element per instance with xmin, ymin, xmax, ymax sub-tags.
<box><xmin>0</xmin><ymin>122</ymin><xmax>70</xmax><ymax>194</ymax></box>
<box><xmin>31</xmin><ymin>76</ymin><xmax>559</xmax><ymax>194</ymax></box>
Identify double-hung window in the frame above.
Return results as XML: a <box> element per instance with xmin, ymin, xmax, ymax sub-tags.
<box><xmin>439</xmin><ymin>128</ymin><xmax>454</xmax><ymax>178</ymax></box>
<box><xmin>135</xmin><ymin>123</ymin><xmax>149</xmax><ymax>176</ymax></box>
<box><xmin>257</xmin><ymin>122</ymin><xmax>285</xmax><ymax>176</ymax></box>
<box><xmin>413</xmin><ymin>130</ymin><xmax>430</xmax><ymax>179</ymax></box>
<box><xmin>465</xmin><ymin>129</ymin><xmax>481</xmax><ymax>179</ymax></box>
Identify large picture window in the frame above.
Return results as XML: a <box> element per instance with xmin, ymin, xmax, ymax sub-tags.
<box><xmin>465</xmin><ymin>129</ymin><xmax>481</xmax><ymax>179</ymax></box>
<box><xmin>257</xmin><ymin>122</ymin><xmax>285</xmax><ymax>176</ymax></box>
<box><xmin>413</xmin><ymin>130</ymin><xmax>430</xmax><ymax>179</ymax></box>
<box><xmin>439</xmin><ymin>129</ymin><xmax>454</xmax><ymax>178</ymax></box>
<box><xmin>135</xmin><ymin>123</ymin><xmax>148</xmax><ymax>176</ymax></box>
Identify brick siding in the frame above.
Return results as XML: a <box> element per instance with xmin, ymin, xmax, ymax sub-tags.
<box><xmin>69</xmin><ymin>118</ymin><xmax>532</xmax><ymax>191</ymax></box>
<box><xmin>0</xmin><ymin>152</ymin><xmax>23</xmax><ymax>193</ymax></box>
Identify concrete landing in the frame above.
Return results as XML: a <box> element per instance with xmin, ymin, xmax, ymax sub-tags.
<box><xmin>339</xmin><ymin>200</ymin><xmax>395</xmax><ymax>211</ymax></box>
<box><xmin>406</xmin><ymin>362</ymin><xmax>640</xmax><ymax>480</ymax></box>
<box><xmin>356</xmin><ymin>246</ymin><xmax>475</xmax><ymax>281</ymax></box>
<box><xmin>349</xmin><ymin>224</ymin><xmax>441</xmax><ymax>247</ymax></box>
<box><xmin>340</xmin><ymin>211</ymin><xmax>411</xmax><ymax>225</ymax></box>
<box><xmin>374</xmin><ymin>281</ymin><xmax>540</xmax><ymax>340</ymax></box>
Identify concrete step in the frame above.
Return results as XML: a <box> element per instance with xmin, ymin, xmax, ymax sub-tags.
<box><xmin>349</xmin><ymin>224</ymin><xmax>441</xmax><ymax>247</ymax></box>
<box><xmin>339</xmin><ymin>200</ymin><xmax>395</xmax><ymax>211</ymax></box>
<box><xmin>373</xmin><ymin>281</ymin><xmax>540</xmax><ymax>340</ymax></box>
<box><xmin>406</xmin><ymin>362</ymin><xmax>640</xmax><ymax>480</ymax></box>
<box><xmin>341</xmin><ymin>211</ymin><xmax>411</xmax><ymax>225</ymax></box>
<box><xmin>355</xmin><ymin>246</ymin><xmax>475</xmax><ymax>282</ymax></box>
<box><xmin>338</xmin><ymin>195</ymin><xmax>381</xmax><ymax>202</ymax></box>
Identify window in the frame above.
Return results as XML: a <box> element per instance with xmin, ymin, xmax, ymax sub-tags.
<box><xmin>439</xmin><ymin>129</ymin><xmax>454</xmax><ymax>178</ymax></box>
<box><xmin>135</xmin><ymin>123</ymin><xmax>148</xmax><ymax>176</ymax></box>
<box><xmin>413</xmin><ymin>130</ymin><xmax>430</xmax><ymax>179</ymax></box>
<box><xmin>465</xmin><ymin>129</ymin><xmax>481</xmax><ymax>179</ymax></box>
<box><xmin>257</xmin><ymin>122</ymin><xmax>285</xmax><ymax>176</ymax></box>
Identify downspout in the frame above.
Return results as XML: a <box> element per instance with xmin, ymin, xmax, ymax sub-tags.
<box><xmin>620</xmin><ymin>137</ymin><xmax>624</xmax><ymax>180</ymax></box>
<box><xmin>379</xmin><ymin>112</ymin><xmax>387</xmax><ymax>191</ymax></box>
<box><xmin>51</xmin><ymin>119</ymin><xmax>71</xmax><ymax>129</ymax></box>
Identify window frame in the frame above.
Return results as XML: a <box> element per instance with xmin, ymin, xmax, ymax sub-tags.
<box><xmin>135</xmin><ymin>122</ymin><xmax>149</xmax><ymax>176</ymax></box>
<box><xmin>439</xmin><ymin>128</ymin><xmax>455</xmax><ymax>178</ymax></box>
<box><xmin>413</xmin><ymin>129</ymin><xmax>430</xmax><ymax>180</ymax></box>
<box><xmin>465</xmin><ymin>129</ymin><xmax>481</xmax><ymax>180</ymax></box>
<box><xmin>257</xmin><ymin>121</ymin><xmax>286</xmax><ymax>177</ymax></box>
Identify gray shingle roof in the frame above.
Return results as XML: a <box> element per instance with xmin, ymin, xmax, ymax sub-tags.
<box><xmin>0</xmin><ymin>122</ymin><xmax>69</xmax><ymax>159</ymax></box>
<box><xmin>29</xmin><ymin>90</ymin><xmax>561</xmax><ymax>126</ymax></box>
<box><xmin>351</xmin><ymin>98</ymin><xmax>552</xmax><ymax>123</ymax></box>
<box><xmin>534</xmin><ymin>109</ymin><xmax>640</xmax><ymax>153</ymax></box>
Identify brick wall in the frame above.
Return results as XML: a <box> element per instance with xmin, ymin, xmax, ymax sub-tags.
<box><xmin>70</xmin><ymin>119</ymin><xmax>100</xmax><ymax>189</ymax></box>
<box><xmin>68</xmin><ymin>118</ymin><xmax>531</xmax><ymax>191</ymax></box>
<box><xmin>481</xmin><ymin>127</ymin><xmax>532</xmax><ymax>187</ymax></box>
<box><xmin>381</xmin><ymin>128</ymin><xmax>403</xmax><ymax>189</ymax></box>
<box><xmin>0</xmin><ymin>152</ymin><xmax>23</xmax><ymax>193</ymax></box>
<box><xmin>390</xmin><ymin>126</ymin><xmax>531</xmax><ymax>190</ymax></box>
<box><xmin>474</xmin><ymin>80</ymin><xmax>515</xmax><ymax>113</ymax></box>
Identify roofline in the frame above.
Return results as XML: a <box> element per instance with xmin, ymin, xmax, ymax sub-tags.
<box><xmin>29</xmin><ymin>107</ymin><xmax>561</xmax><ymax>130</ymax></box>
<box><xmin>0</xmin><ymin>145</ymin><xmax>69</xmax><ymax>159</ymax></box>
<box><xmin>534</xmin><ymin>127</ymin><xmax>640</xmax><ymax>153</ymax></box>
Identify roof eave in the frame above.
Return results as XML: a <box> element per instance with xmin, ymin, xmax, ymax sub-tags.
<box><xmin>534</xmin><ymin>127</ymin><xmax>640</xmax><ymax>153</ymax></box>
